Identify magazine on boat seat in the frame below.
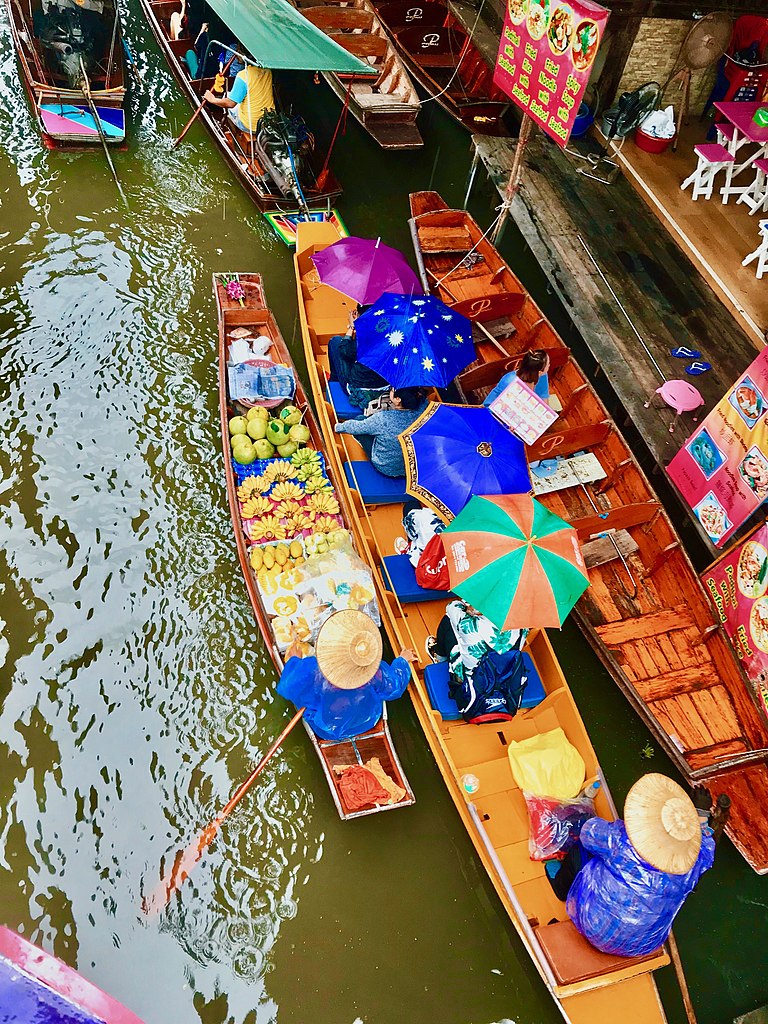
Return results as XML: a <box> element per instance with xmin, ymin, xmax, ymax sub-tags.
<box><xmin>489</xmin><ymin>375</ymin><xmax>559</xmax><ymax>445</ymax></box>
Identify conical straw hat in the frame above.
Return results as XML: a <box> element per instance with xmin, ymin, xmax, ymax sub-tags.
<box><xmin>315</xmin><ymin>610</ymin><xmax>383</xmax><ymax>690</ymax></box>
<box><xmin>624</xmin><ymin>773</ymin><xmax>702</xmax><ymax>875</ymax></box>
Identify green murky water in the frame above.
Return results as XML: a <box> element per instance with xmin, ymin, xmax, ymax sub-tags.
<box><xmin>0</xmin><ymin>9</ymin><xmax>767</xmax><ymax>1024</ymax></box>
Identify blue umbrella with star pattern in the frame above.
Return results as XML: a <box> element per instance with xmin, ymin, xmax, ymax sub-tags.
<box><xmin>354</xmin><ymin>292</ymin><xmax>475</xmax><ymax>389</ymax></box>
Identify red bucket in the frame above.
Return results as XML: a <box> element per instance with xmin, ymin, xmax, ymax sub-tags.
<box><xmin>634</xmin><ymin>127</ymin><xmax>672</xmax><ymax>154</ymax></box>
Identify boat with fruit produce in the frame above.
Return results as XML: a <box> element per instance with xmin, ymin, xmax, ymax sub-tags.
<box><xmin>407</xmin><ymin>189</ymin><xmax>768</xmax><ymax>875</ymax></box>
<box><xmin>214</xmin><ymin>271</ymin><xmax>414</xmax><ymax>820</ymax></box>
<box><xmin>292</xmin><ymin>220</ymin><xmax>673</xmax><ymax>1024</ymax></box>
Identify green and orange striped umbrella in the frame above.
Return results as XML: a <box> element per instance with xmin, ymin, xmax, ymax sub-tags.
<box><xmin>441</xmin><ymin>494</ymin><xmax>590</xmax><ymax>629</ymax></box>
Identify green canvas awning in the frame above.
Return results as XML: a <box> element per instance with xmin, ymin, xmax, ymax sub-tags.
<box><xmin>206</xmin><ymin>0</ymin><xmax>377</xmax><ymax>74</ymax></box>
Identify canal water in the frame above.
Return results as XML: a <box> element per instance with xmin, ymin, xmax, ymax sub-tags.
<box><xmin>0</xmin><ymin>8</ymin><xmax>767</xmax><ymax>1024</ymax></box>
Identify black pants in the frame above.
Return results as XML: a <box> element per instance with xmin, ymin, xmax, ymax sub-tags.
<box><xmin>435</xmin><ymin>615</ymin><xmax>457</xmax><ymax>658</ymax></box>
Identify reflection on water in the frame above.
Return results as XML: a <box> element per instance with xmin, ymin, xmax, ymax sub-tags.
<box><xmin>0</xmin><ymin>5</ymin><xmax>766</xmax><ymax>1024</ymax></box>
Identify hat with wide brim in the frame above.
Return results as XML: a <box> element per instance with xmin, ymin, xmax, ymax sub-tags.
<box><xmin>624</xmin><ymin>773</ymin><xmax>702</xmax><ymax>875</ymax></box>
<box><xmin>315</xmin><ymin>610</ymin><xmax>383</xmax><ymax>690</ymax></box>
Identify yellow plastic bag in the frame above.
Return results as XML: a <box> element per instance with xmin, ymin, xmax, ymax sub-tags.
<box><xmin>507</xmin><ymin>728</ymin><xmax>585</xmax><ymax>799</ymax></box>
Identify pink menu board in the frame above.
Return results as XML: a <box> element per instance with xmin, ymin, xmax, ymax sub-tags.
<box><xmin>668</xmin><ymin>348</ymin><xmax>768</xmax><ymax>548</ymax></box>
<box><xmin>493</xmin><ymin>0</ymin><xmax>609</xmax><ymax>147</ymax></box>
<box><xmin>700</xmin><ymin>522</ymin><xmax>768</xmax><ymax>705</ymax></box>
<box><xmin>489</xmin><ymin>375</ymin><xmax>558</xmax><ymax>444</ymax></box>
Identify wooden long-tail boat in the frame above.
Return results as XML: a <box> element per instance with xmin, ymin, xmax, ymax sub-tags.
<box><xmin>294</xmin><ymin>0</ymin><xmax>422</xmax><ymax>150</ymax></box>
<box><xmin>293</xmin><ymin>220</ymin><xmax>675</xmax><ymax>1024</ymax></box>
<box><xmin>370</xmin><ymin>0</ymin><xmax>509</xmax><ymax>135</ymax></box>
<box><xmin>214</xmin><ymin>271</ymin><xmax>415</xmax><ymax>819</ymax></box>
<box><xmin>0</xmin><ymin>925</ymin><xmax>144</xmax><ymax>1023</ymax></box>
<box><xmin>140</xmin><ymin>0</ymin><xmax>344</xmax><ymax>210</ymax></box>
<box><xmin>407</xmin><ymin>190</ymin><xmax>768</xmax><ymax>874</ymax></box>
<box><xmin>5</xmin><ymin>0</ymin><xmax>126</xmax><ymax>147</ymax></box>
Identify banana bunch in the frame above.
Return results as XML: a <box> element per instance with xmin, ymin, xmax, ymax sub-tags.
<box><xmin>237</xmin><ymin>476</ymin><xmax>262</xmax><ymax>501</ymax></box>
<box><xmin>274</xmin><ymin>499</ymin><xmax>303</xmax><ymax>519</ymax></box>
<box><xmin>313</xmin><ymin>514</ymin><xmax>342</xmax><ymax>535</ymax></box>
<box><xmin>307</xmin><ymin>492</ymin><xmax>339</xmax><ymax>515</ymax></box>
<box><xmin>271</xmin><ymin>481</ymin><xmax>304</xmax><ymax>502</ymax></box>
<box><xmin>291</xmin><ymin>449</ymin><xmax>322</xmax><ymax>469</ymax></box>
<box><xmin>304</xmin><ymin>476</ymin><xmax>333</xmax><ymax>495</ymax></box>
<box><xmin>263</xmin><ymin>461</ymin><xmax>297</xmax><ymax>484</ymax></box>
<box><xmin>249</xmin><ymin>515</ymin><xmax>287</xmax><ymax>542</ymax></box>
<box><xmin>285</xmin><ymin>511</ymin><xmax>309</xmax><ymax>536</ymax></box>
<box><xmin>241</xmin><ymin>495</ymin><xmax>272</xmax><ymax>519</ymax></box>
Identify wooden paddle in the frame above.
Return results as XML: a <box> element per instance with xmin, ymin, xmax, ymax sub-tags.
<box><xmin>172</xmin><ymin>54</ymin><xmax>236</xmax><ymax>149</ymax></box>
<box><xmin>142</xmin><ymin>706</ymin><xmax>305</xmax><ymax>914</ymax></box>
<box><xmin>79</xmin><ymin>58</ymin><xmax>128</xmax><ymax>207</ymax></box>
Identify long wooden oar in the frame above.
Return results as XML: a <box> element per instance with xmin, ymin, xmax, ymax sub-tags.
<box><xmin>79</xmin><ymin>58</ymin><xmax>128</xmax><ymax>207</ymax></box>
<box><xmin>172</xmin><ymin>54</ymin><xmax>236</xmax><ymax>149</ymax></box>
<box><xmin>142</xmin><ymin>706</ymin><xmax>305</xmax><ymax>914</ymax></box>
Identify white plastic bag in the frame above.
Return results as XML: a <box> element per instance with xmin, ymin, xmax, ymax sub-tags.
<box><xmin>639</xmin><ymin>106</ymin><xmax>676</xmax><ymax>140</ymax></box>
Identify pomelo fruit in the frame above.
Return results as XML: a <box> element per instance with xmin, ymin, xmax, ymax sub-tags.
<box><xmin>229</xmin><ymin>416</ymin><xmax>248</xmax><ymax>436</ymax></box>
<box><xmin>279</xmin><ymin>405</ymin><xmax>302</xmax><ymax>426</ymax></box>
<box><xmin>246</xmin><ymin>418</ymin><xmax>268</xmax><ymax>440</ymax></box>
<box><xmin>266</xmin><ymin>419</ymin><xmax>290</xmax><ymax>445</ymax></box>
<box><xmin>235</xmin><ymin>443</ymin><xmax>256</xmax><ymax>465</ymax></box>
<box><xmin>254</xmin><ymin>438</ymin><xmax>275</xmax><ymax>459</ymax></box>
<box><xmin>246</xmin><ymin>406</ymin><xmax>269</xmax><ymax>422</ymax></box>
<box><xmin>277</xmin><ymin>440</ymin><xmax>298</xmax><ymax>457</ymax></box>
<box><xmin>289</xmin><ymin>423</ymin><xmax>310</xmax><ymax>444</ymax></box>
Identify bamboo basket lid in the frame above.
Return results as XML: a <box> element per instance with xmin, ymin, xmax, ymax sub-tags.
<box><xmin>315</xmin><ymin>610</ymin><xmax>382</xmax><ymax>690</ymax></box>
<box><xmin>624</xmin><ymin>773</ymin><xmax>702</xmax><ymax>875</ymax></box>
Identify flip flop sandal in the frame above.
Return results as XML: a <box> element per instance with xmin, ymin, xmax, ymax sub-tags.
<box><xmin>685</xmin><ymin>361</ymin><xmax>712</xmax><ymax>375</ymax></box>
<box><xmin>671</xmin><ymin>346</ymin><xmax>702</xmax><ymax>359</ymax></box>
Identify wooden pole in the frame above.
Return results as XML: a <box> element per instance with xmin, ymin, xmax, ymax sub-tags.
<box><xmin>142</xmin><ymin>706</ymin><xmax>305</xmax><ymax>914</ymax></box>
<box><xmin>172</xmin><ymin>53</ymin><xmax>236</xmax><ymax>149</ymax></box>
<box><xmin>491</xmin><ymin>113</ymin><xmax>534</xmax><ymax>245</ymax></box>
<box><xmin>79</xmin><ymin>58</ymin><xmax>128</xmax><ymax>207</ymax></box>
<box><xmin>105</xmin><ymin>5</ymin><xmax>119</xmax><ymax>91</ymax></box>
<box><xmin>667</xmin><ymin>931</ymin><xmax>698</xmax><ymax>1024</ymax></box>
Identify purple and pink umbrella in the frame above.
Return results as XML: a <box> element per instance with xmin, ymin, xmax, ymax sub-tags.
<box><xmin>311</xmin><ymin>236</ymin><xmax>423</xmax><ymax>306</ymax></box>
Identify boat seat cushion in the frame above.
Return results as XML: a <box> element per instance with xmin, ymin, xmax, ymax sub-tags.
<box><xmin>326</xmin><ymin>381</ymin><xmax>359</xmax><ymax>420</ymax></box>
<box><xmin>344</xmin><ymin>461</ymin><xmax>409</xmax><ymax>503</ymax></box>
<box><xmin>424</xmin><ymin>653</ymin><xmax>545</xmax><ymax>721</ymax></box>
<box><xmin>535</xmin><ymin>920</ymin><xmax>662</xmax><ymax>986</ymax></box>
<box><xmin>380</xmin><ymin>554</ymin><xmax>451</xmax><ymax>603</ymax></box>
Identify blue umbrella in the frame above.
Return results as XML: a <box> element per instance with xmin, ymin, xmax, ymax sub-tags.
<box><xmin>398</xmin><ymin>403</ymin><xmax>531</xmax><ymax>521</ymax></box>
<box><xmin>355</xmin><ymin>293</ymin><xmax>475</xmax><ymax>389</ymax></box>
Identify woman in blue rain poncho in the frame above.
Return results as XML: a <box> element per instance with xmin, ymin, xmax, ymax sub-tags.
<box><xmin>567</xmin><ymin>773</ymin><xmax>715</xmax><ymax>958</ymax></box>
<box><xmin>277</xmin><ymin>609</ymin><xmax>416</xmax><ymax>741</ymax></box>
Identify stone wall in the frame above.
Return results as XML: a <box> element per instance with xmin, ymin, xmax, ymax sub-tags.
<box><xmin>602</xmin><ymin>18</ymin><xmax>717</xmax><ymax>114</ymax></box>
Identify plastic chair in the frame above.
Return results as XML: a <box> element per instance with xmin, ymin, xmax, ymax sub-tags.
<box><xmin>737</xmin><ymin>158</ymin><xmax>768</xmax><ymax>215</ymax></box>
<box><xmin>680</xmin><ymin>144</ymin><xmax>734</xmax><ymax>200</ymax></box>
<box><xmin>743</xmin><ymin>219</ymin><xmax>768</xmax><ymax>279</ymax></box>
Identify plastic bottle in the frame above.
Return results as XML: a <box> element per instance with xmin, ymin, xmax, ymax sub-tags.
<box><xmin>461</xmin><ymin>773</ymin><xmax>480</xmax><ymax>795</ymax></box>
<box><xmin>582</xmin><ymin>779</ymin><xmax>601</xmax><ymax>799</ymax></box>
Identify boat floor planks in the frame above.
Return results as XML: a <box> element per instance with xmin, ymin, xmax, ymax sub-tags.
<box><xmin>214</xmin><ymin>272</ymin><xmax>414</xmax><ymax>819</ymax></box>
<box><xmin>408</xmin><ymin>189</ymin><xmax>768</xmax><ymax>874</ymax></box>
<box><xmin>294</xmin><ymin>219</ymin><xmax>671</xmax><ymax>1022</ymax></box>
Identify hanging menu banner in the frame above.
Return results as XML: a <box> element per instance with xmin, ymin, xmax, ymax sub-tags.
<box><xmin>668</xmin><ymin>347</ymin><xmax>768</xmax><ymax>548</ymax></box>
<box><xmin>493</xmin><ymin>0</ymin><xmax>609</xmax><ymax>147</ymax></box>
<box><xmin>700</xmin><ymin>521</ymin><xmax>768</xmax><ymax>711</ymax></box>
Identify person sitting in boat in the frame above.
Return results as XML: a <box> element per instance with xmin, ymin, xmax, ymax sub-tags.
<box><xmin>333</xmin><ymin>386</ymin><xmax>427</xmax><ymax>477</ymax></box>
<box><xmin>567</xmin><ymin>773</ymin><xmax>715</xmax><ymax>958</ymax></box>
<box><xmin>483</xmin><ymin>349</ymin><xmax>550</xmax><ymax>408</ymax></box>
<box><xmin>170</xmin><ymin>0</ymin><xmax>187</xmax><ymax>40</ymax></box>
<box><xmin>277</xmin><ymin>610</ymin><xmax>416</xmax><ymax>741</ymax></box>
<box><xmin>203</xmin><ymin>58</ymin><xmax>275</xmax><ymax>134</ymax></box>
<box><xmin>426</xmin><ymin>600</ymin><xmax>528</xmax><ymax>723</ymax></box>
<box><xmin>328</xmin><ymin>309</ymin><xmax>390</xmax><ymax>411</ymax></box>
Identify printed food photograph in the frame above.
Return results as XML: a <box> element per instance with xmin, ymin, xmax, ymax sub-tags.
<box><xmin>687</xmin><ymin>428</ymin><xmax>726</xmax><ymax>479</ymax></box>
<box><xmin>572</xmin><ymin>19</ymin><xmax>599</xmax><ymax>70</ymax></box>
<box><xmin>737</xmin><ymin>541</ymin><xmax>768</xmax><ymax>600</ymax></box>
<box><xmin>750</xmin><ymin>596</ymin><xmax>768</xmax><ymax>653</ymax></box>
<box><xmin>508</xmin><ymin>0</ymin><xmax>529</xmax><ymax>24</ymax></box>
<box><xmin>547</xmin><ymin>4</ymin><xmax>574</xmax><ymax>54</ymax></box>
<box><xmin>693</xmin><ymin>491</ymin><xmax>732</xmax><ymax>542</ymax></box>
<box><xmin>526</xmin><ymin>0</ymin><xmax>550</xmax><ymax>40</ymax></box>
<box><xmin>738</xmin><ymin>446</ymin><xmax>768</xmax><ymax>500</ymax></box>
<box><xmin>729</xmin><ymin>376</ymin><xmax>765</xmax><ymax>427</ymax></box>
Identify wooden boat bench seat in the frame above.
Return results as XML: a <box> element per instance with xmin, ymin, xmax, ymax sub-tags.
<box><xmin>534</xmin><ymin>920</ymin><xmax>661</xmax><ymax>986</ymax></box>
<box><xmin>381</xmin><ymin>554</ymin><xmax>451</xmax><ymax>603</ymax></box>
<box><xmin>419</xmin><ymin>225</ymin><xmax>472</xmax><ymax>253</ymax></box>
<box><xmin>414</xmin><ymin>52</ymin><xmax>458</xmax><ymax>68</ymax></box>
<box><xmin>344</xmin><ymin>461</ymin><xmax>409</xmax><ymax>503</ymax></box>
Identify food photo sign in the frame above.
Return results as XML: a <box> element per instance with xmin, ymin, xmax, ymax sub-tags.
<box><xmin>668</xmin><ymin>347</ymin><xmax>768</xmax><ymax>548</ymax></box>
<box><xmin>700</xmin><ymin>522</ymin><xmax>768</xmax><ymax>711</ymax></box>
<box><xmin>493</xmin><ymin>0</ymin><xmax>609</xmax><ymax>146</ymax></box>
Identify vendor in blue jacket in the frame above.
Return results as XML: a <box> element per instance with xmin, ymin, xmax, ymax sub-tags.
<box><xmin>567</xmin><ymin>773</ymin><xmax>715</xmax><ymax>958</ymax></box>
<box><xmin>277</xmin><ymin>610</ymin><xmax>416</xmax><ymax>741</ymax></box>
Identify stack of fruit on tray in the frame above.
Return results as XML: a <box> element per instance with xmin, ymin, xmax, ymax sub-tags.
<box><xmin>228</xmin><ymin>404</ymin><xmax>378</xmax><ymax>653</ymax></box>
<box><xmin>228</xmin><ymin>404</ymin><xmax>311</xmax><ymax>465</ymax></box>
